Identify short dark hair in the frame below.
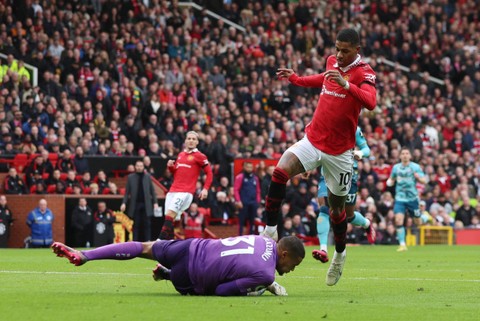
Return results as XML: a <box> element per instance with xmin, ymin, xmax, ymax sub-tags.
<box><xmin>336</xmin><ymin>28</ymin><xmax>360</xmax><ymax>46</ymax></box>
<box><xmin>278</xmin><ymin>236</ymin><xmax>305</xmax><ymax>259</ymax></box>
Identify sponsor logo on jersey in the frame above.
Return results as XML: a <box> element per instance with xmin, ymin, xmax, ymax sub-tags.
<box><xmin>320</xmin><ymin>85</ymin><xmax>346</xmax><ymax>98</ymax></box>
<box><xmin>177</xmin><ymin>163</ymin><xmax>192</xmax><ymax>168</ymax></box>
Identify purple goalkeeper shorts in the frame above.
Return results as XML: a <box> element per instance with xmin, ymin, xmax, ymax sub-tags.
<box><xmin>152</xmin><ymin>239</ymin><xmax>195</xmax><ymax>295</ymax></box>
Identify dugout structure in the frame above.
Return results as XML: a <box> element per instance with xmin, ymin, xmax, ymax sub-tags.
<box><xmin>419</xmin><ymin>226</ymin><xmax>454</xmax><ymax>245</ymax></box>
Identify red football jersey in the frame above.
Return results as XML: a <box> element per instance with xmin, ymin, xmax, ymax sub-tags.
<box><xmin>289</xmin><ymin>55</ymin><xmax>377</xmax><ymax>155</ymax></box>
<box><xmin>169</xmin><ymin>149</ymin><xmax>212</xmax><ymax>194</ymax></box>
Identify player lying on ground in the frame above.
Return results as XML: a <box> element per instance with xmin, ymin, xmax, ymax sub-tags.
<box><xmin>52</xmin><ymin>235</ymin><xmax>304</xmax><ymax>296</ymax></box>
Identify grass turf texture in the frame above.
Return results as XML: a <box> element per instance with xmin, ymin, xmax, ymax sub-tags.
<box><xmin>1</xmin><ymin>245</ymin><xmax>479</xmax><ymax>321</ymax></box>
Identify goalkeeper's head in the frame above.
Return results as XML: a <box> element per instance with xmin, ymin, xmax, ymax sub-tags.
<box><xmin>276</xmin><ymin>236</ymin><xmax>305</xmax><ymax>275</ymax></box>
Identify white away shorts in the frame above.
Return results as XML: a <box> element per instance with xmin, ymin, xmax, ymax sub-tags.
<box><xmin>287</xmin><ymin>135</ymin><xmax>353</xmax><ymax>196</ymax></box>
<box><xmin>165</xmin><ymin>192</ymin><xmax>194</xmax><ymax>220</ymax></box>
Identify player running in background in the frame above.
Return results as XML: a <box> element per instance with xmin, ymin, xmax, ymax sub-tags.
<box><xmin>158</xmin><ymin>131</ymin><xmax>213</xmax><ymax>240</ymax></box>
<box><xmin>386</xmin><ymin>148</ymin><xmax>426</xmax><ymax>252</ymax></box>
<box><xmin>263</xmin><ymin>28</ymin><xmax>376</xmax><ymax>286</ymax></box>
<box><xmin>51</xmin><ymin>235</ymin><xmax>304</xmax><ymax>296</ymax></box>
<box><xmin>313</xmin><ymin>126</ymin><xmax>376</xmax><ymax>264</ymax></box>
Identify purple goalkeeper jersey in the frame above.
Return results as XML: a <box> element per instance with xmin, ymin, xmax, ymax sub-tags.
<box><xmin>188</xmin><ymin>235</ymin><xmax>277</xmax><ymax>295</ymax></box>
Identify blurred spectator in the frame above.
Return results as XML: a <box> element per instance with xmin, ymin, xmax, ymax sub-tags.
<box><xmin>234</xmin><ymin>161</ymin><xmax>261</xmax><ymax>235</ymax></box>
<box><xmin>89</xmin><ymin>183</ymin><xmax>100</xmax><ymax>195</ymax></box>
<box><xmin>95</xmin><ymin>170</ymin><xmax>110</xmax><ymax>193</ymax></box>
<box><xmin>120</xmin><ymin>160</ymin><xmax>158</xmax><ymax>242</ymax></box>
<box><xmin>211</xmin><ymin>191</ymin><xmax>235</xmax><ymax>224</ymax></box>
<box><xmin>56</xmin><ymin>149</ymin><xmax>75</xmax><ymax>173</ymax></box>
<box><xmin>26</xmin><ymin>199</ymin><xmax>54</xmax><ymax>248</ymax></box>
<box><xmin>454</xmin><ymin>194</ymin><xmax>477</xmax><ymax>228</ymax></box>
<box><xmin>0</xmin><ymin>195</ymin><xmax>14</xmax><ymax>247</ymax></box>
<box><xmin>289</xmin><ymin>182</ymin><xmax>312</xmax><ymax>216</ymax></box>
<box><xmin>378</xmin><ymin>224</ymin><xmax>399</xmax><ymax>245</ymax></box>
<box><xmin>73</xmin><ymin>145</ymin><xmax>89</xmax><ymax>174</ymax></box>
<box><xmin>291</xmin><ymin>214</ymin><xmax>307</xmax><ymax>237</ymax></box>
<box><xmin>92</xmin><ymin>201</ymin><xmax>115</xmax><ymax>247</ymax></box>
<box><xmin>182</xmin><ymin>203</ymin><xmax>205</xmax><ymax>239</ymax></box>
<box><xmin>64</xmin><ymin>170</ymin><xmax>79</xmax><ymax>189</ymax></box>
<box><xmin>80</xmin><ymin>172</ymin><xmax>93</xmax><ymax>193</ymax></box>
<box><xmin>281</xmin><ymin>217</ymin><xmax>294</xmax><ymax>238</ymax></box>
<box><xmin>25</xmin><ymin>154</ymin><xmax>47</xmax><ymax>187</ymax></box>
<box><xmin>71</xmin><ymin>198</ymin><xmax>93</xmax><ymax>248</ymax></box>
<box><xmin>4</xmin><ymin>168</ymin><xmax>28</xmax><ymax>194</ymax></box>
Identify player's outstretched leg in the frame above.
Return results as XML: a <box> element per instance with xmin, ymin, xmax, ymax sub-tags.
<box><xmin>325</xmin><ymin>249</ymin><xmax>346</xmax><ymax>286</ymax></box>
<box><xmin>51</xmin><ymin>242</ymin><xmax>87</xmax><ymax>266</ymax></box>
<box><xmin>313</xmin><ymin>206</ymin><xmax>330</xmax><ymax>263</ymax></box>
<box><xmin>396</xmin><ymin>225</ymin><xmax>407</xmax><ymax>251</ymax></box>
<box><xmin>326</xmin><ymin>208</ymin><xmax>347</xmax><ymax>286</ymax></box>
<box><xmin>312</xmin><ymin>249</ymin><xmax>329</xmax><ymax>263</ymax></box>
<box><xmin>159</xmin><ymin>215</ymin><xmax>175</xmax><ymax>240</ymax></box>
<box><xmin>262</xmin><ymin>167</ymin><xmax>290</xmax><ymax>241</ymax></box>
<box><xmin>365</xmin><ymin>221</ymin><xmax>376</xmax><ymax>244</ymax></box>
<box><xmin>349</xmin><ymin>211</ymin><xmax>376</xmax><ymax>244</ymax></box>
<box><xmin>152</xmin><ymin>263</ymin><xmax>171</xmax><ymax>281</ymax></box>
<box><xmin>53</xmin><ymin>241</ymin><xmax>145</xmax><ymax>265</ymax></box>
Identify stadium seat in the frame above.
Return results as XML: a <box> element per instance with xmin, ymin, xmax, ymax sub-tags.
<box><xmin>30</xmin><ymin>185</ymin><xmax>37</xmax><ymax>194</ymax></box>
<box><xmin>118</xmin><ymin>187</ymin><xmax>126</xmax><ymax>195</ymax></box>
<box><xmin>13</xmin><ymin>154</ymin><xmax>29</xmax><ymax>172</ymax></box>
<box><xmin>65</xmin><ymin>187</ymin><xmax>73</xmax><ymax>194</ymax></box>
<box><xmin>102</xmin><ymin>188</ymin><xmax>111</xmax><ymax>195</ymax></box>
<box><xmin>47</xmin><ymin>185</ymin><xmax>56</xmax><ymax>194</ymax></box>
<box><xmin>48</xmin><ymin>153</ymin><xmax>58</xmax><ymax>167</ymax></box>
<box><xmin>60</xmin><ymin>173</ymin><xmax>68</xmax><ymax>181</ymax></box>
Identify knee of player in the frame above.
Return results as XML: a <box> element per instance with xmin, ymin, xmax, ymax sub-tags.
<box><xmin>141</xmin><ymin>241</ymin><xmax>155</xmax><ymax>257</ymax></box>
<box><xmin>272</xmin><ymin>167</ymin><xmax>290</xmax><ymax>184</ymax></box>
<box><xmin>344</xmin><ymin>205</ymin><xmax>355</xmax><ymax>218</ymax></box>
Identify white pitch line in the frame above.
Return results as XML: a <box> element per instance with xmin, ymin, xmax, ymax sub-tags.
<box><xmin>2</xmin><ymin>271</ymin><xmax>480</xmax><ymax>283</ymax></box>
<box><xmin>286</xmin><ymin>275</ymin><xmax>480</xmax><ymax>282</ymax></box>
<box><xmin>0</xmin><ymin>270</ymin><xmax>147</xmax><ymax>277</ymax></box>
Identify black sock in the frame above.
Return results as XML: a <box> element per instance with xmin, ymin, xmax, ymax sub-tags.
<box><xmin>265</xmin><ymin>168</ymin><xmax>289</xmax><ymax>226</ymax></box>
<box><xmin>331</xmin><ymin>211</ymin><xmax>347</xmax><ymax>253</ymax></box>
<box><xmin>159</xmin><ymin>217</ymin><xmax>174</xmax><ymax>240</ymax></box>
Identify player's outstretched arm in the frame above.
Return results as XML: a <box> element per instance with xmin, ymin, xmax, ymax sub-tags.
<box><xmin>276</xmin><ymin>68</ymin><xmax>295</xmax><ymax>79</ymax></box>
<box><xmin>266</xmin><ymin>281</ymin><xmax>288</xmax><ymax>296</ymax></box>
<box><xmin>215</xmin><ymin>275</ymin><xmax>274</xmax><ymax>296</ymax></box>
<box><xmin>287</xmin><ymin>71</ymin><xmax>325</xmax><ymax>88</ymax></box>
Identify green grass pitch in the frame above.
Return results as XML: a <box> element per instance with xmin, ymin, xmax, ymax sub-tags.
<box><xmin>1</xmin><ymin>245</ymin><xmax>479</xmax><ymax>321</ymax></box>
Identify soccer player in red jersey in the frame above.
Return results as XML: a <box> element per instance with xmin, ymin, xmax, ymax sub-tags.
<box><xmin>263</xmin><ymin>28</ymin><xmax>377</xmax><ymax>286</ymax></box>
<box><xmin>158</xmin><ymin>131</ymin><xmax>213</xmax><ymax>240</ymax></box>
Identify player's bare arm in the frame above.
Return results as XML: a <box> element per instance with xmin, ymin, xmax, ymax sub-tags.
<box><xmin>276</xmin><ymin>68</ymin><xmax>295</xmax><ymax>79</ymax></box>
<box><xmin>414</xmin><ymin>173</ymin><xmax>427</xmax><ymax>184</ymax></box>
<box><xmin>199</xmin><ymin>188</ymin><xmax>208</xmax><ymax>200</ymax></box>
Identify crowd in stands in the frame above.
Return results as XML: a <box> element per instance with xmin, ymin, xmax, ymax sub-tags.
<box><xmin>1</xmin><ymin>0</ymin><xmax>480</xmax><ymax>242</ymax></box>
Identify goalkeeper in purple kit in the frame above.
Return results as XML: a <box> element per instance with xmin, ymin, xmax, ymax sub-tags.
<box><xmin>52</xmin><ymin>235</ymin><xmax>304</xmax><ymax>296</ymax></box>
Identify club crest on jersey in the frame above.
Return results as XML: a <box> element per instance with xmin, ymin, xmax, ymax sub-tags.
<box><xmin>364</xmin><ymin>73</ymin><xmax>376</xmax><ymax>83</ymax></box>
<box><xmin>343</xmin><ymin>74</ymin><xmax>350</xmax><ymax>81</ymax></box>
<box><xmin>188</xmin><ymin>155</ymin><xmax>194</xmax><ymax>161</ymax></box>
